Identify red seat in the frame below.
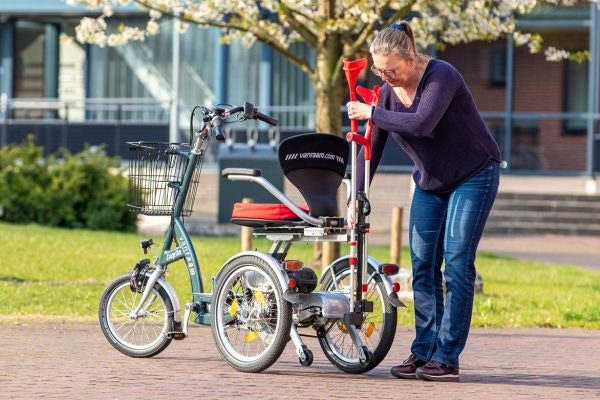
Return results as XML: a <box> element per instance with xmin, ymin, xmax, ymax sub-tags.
<box><xmin>231</xmin><ymin>203</ymin><xmax>310</xmax><ymax>227</ymax></box>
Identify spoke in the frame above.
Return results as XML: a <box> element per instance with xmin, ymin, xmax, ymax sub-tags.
<box><xmin>114</xmin><ymin>319</ymin><xmax>133</xmax><ymax>330</ymax></box>
<box><xmin>143</xmin><ymin>325</ymin><xmax>152</xmax><ymax>344</ymax></box>
<box><xmin>116</xmin><ymin>292</ymin><xmax>133</xmax><ymax>311</ymax></box>
<box><xmin>110</xmin><ymin>309</ymin><xmax>131</xmax><ymax>318</ymax></box>
<box><xmin>121</xmin><ymin>324</ymin><xmax>136</xmax><ymax>341</ymax></box>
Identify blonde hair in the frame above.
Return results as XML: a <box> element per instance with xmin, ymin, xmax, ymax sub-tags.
<box><xmin>369</xmin><ymin>20</ymin><xmax>418</xmax><ymax>59</ymax></box>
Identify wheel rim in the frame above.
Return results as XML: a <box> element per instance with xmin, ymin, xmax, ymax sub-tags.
<box><xmin>322</xmin><ymin>270</ymin><xmax>387</xmax><ymax>363</ymax></box>
<box><xmin>106</xmin><ymin>281</ymin><xmax>169</xmax><ymax>350</ymax></box>
<box><xmin>215</xmin><ymin>265</ymin><xmax>283</xmax><ymax>363</ymax></box>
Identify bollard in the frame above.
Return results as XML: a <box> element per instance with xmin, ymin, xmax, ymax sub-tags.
<box><xmin>322</xmin><ymin>241</ymin><xmax>338</xmax><ymax>269</ymax></box>
<box><xmin>241</xmin><ymin>197</ymin><xmax>253</xmax><ymax>251</ymax></box>
<box><xmin>390</xmin><ymin>206</ymin><xmax>403</xmax><ymax>266</ymax></box>
<box><xmin>313</xmin><ymin>242</ymin><xmax>323</xmax><ymax>268</ymax></box>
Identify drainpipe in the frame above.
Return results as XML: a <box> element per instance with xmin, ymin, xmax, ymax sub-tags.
<box><xmin>586</xmin><ymin>3</ymin><xmax>599</xmax><ymax>193</ymax></box>
<box><xmin>169</xmin><ymin>15</ymin><xmax>181</xmax><ymax>143</ymax></box>
<box><xmin>503</xmin><ymin>34</ymin><xmax>515</xmax><ymax>173</ymax></box>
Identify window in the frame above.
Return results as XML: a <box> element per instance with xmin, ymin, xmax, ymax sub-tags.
<box><xmin>563</xmin><ymin>59</ymin><xmax>589</xmax><ymax>134</ymax></box>
<box><xmin>489</xmin><ymin>47</ymin><xmax>507</xmax><ymax>88</ymax></box>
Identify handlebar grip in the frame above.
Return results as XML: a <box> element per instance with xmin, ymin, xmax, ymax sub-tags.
<box><xmin>214</xmin><ymin>124</ymin><xmax>226</xmax><ymax>142</ymax></box>
<box><xmin>256</xmin><ymin>111</ymin><xmax>278</xmax><ymax>126</ymax></box>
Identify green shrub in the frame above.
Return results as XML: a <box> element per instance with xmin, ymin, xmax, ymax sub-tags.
<box><xmin>0</xmin><ymin>136</ymin><xmax>136</xmax><ymax>231</ymax></box>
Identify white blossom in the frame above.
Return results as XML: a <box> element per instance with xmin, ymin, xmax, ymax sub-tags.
<box><xmin>146</xmin><ymin>19</ymin><xmax>160</xmax><ymax>36</ymax></box>
<box><xmin>513</xmin><ymin>32</ymin><xmax>531</xmax><ymax>46</ymax></box>
<box><xmin>103</xmin><ymin>5</ymin><xmax>114</xmax><ymax>17</ymax></box>
<box><xmin>107</xmin><ymin>33</ymin><xmax>126</xmax><ymax>46</ymax></box>
<box><xmin>545</xmin><ymin>46</ymin><xmax>570</xmax><ymax>61</ymax></box>
<box><xmin>66</xmin><ymin>0</ymin><xmax>591</xmax><ymax>65</ymax></box>
<box><xmin>149</xmin><ymin>9</ymin><xmax>163</xmax><ymax>19</ymax></box>
<box><xmin>175</xmin><ymin>20</ymin><xmax>188</xmax><ymax>33</ymax></box>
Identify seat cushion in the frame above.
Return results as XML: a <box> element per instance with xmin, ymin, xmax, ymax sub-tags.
<box><xmin>231</xmin><ymin>203</ymin><xmax>310</xmax><ymax>227</ymax></box>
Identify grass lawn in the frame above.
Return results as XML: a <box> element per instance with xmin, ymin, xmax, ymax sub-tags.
<box><xmin>1</xmin><ymin>222</ymin><xmax>599</xmax><ymax>328</ymax></box>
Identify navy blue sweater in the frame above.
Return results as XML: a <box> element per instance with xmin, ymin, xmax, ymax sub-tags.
<box><xmin>357</xmin><ymin>58</ymin><xmax>501</xmax><ymax>193</ymax></box>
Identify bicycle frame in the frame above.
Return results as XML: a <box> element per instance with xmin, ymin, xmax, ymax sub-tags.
<box><xmin>131</xmin><ymin>135</ymin><xmax>210</xmax><ymax>329</ymax></box>
<box><xmin>126</xmin><ymin>104</ymin><xmax>282</xmax><ymax>336</ymax></box>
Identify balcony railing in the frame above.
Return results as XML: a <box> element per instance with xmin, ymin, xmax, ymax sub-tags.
<box><xmin>1</xmin><ymin>97</ymin><xmax>599</xmax><ymax>174</ymax></box>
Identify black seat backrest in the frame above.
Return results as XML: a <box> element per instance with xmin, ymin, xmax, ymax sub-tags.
<box><xmin>278</xmin><ymin>133</ymin><xmax>349</xmax><ymax>217</ymax></box>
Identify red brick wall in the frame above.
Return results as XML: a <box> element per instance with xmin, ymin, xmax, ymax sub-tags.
<box><xmin>439</xmin><ymin>33</ymin><xmax>589</xmax><ymax>172</ymax></box>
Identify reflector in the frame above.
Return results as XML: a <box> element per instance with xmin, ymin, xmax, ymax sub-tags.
<box><xmin>380</xmin><ymin>264</ymin><xmax>400</xmax><ymax>275</ymax></box>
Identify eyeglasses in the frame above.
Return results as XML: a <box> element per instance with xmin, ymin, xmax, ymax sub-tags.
<box><xmin>370</xmin><ymin>65</ymin><xmax>401</xmax><ymax>79</ymax></box>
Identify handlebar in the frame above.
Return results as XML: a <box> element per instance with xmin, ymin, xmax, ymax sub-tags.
<box><xmin>255</xmin><ymin>111</ymin><xmax>278</xmax><ymax>126</ymax></box>
<box><xmin>191</xmin><ymin>101</ymin><xmax>278</xmax><ymax>144</ymax></box>
<box><xmin>243</xmin><ymin>102</ymin><xmax>278</xmax><ymax>126</ymax></box>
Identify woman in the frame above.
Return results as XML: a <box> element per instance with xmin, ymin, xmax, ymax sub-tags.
<box><xmin>346</xmin><ymin>20</ymin><xmax>501</xmax><ymax>382</ymax></box>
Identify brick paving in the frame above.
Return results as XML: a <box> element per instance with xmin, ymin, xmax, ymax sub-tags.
<box><xmin>1</xmin><ymin>323</ymin><xmax>599</xmax><ymax>399</ymax></box>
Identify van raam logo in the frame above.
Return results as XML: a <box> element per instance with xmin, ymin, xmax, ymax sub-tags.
<box><xmin>166</xmin><ymin>248</ymin><xmax>183</xmax><ymax>261</ymax></box>
<box><xmin>284</xmin><ymin>152</ymin><xmax>345</xmax><ymax>164</ymax></box>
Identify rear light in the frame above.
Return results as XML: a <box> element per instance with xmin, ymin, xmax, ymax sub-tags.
<box><xmin>284</xmin><ymin>260</ymin><xmax>303</xmax><ymax>271</ymax></box>
<box><xmin>380</xmin><ymin>264</ymin><xmax>400</xmax><ymax>275</ymax></box>
<box><xmin>362</xmin><ymin>284</ymin><xmax>368</xmax><ymax>293</ymax></box>
<box><xmin>392</xmin><ymin>282</ymin><xmax>400</xmax><ymax>293</ymax></box>
<box><xmin>288</xmin><ymin>278</ymin><xmax>297</xmax><ymax>289</ymax></box>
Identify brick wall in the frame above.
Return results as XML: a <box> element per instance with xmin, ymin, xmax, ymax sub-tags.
<box><xmin>440</xmin><ymin>35</ymin><xmax>590</xmax><ymax>172</ymax></box>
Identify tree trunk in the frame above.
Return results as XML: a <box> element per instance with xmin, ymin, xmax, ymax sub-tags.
<box><xmin>314</xmin><ymin>79</ymin><xmax>343</xmax><ymax>136</ymax></box>
<box><xmin>314</xmin><ymin>40</ymin><xmax>344</xmax><ymax>137</ymax></box>
<box><xmin>313</xmin><ymin>36</ymin><xmax>345</xmax><ymax>267</ymax></box>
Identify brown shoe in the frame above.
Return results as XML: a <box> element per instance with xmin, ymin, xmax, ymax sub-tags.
<box><xmin>415</xmin><ymin>360</ymin><xmax>459</xmax><ymax>382</ymax></box>
<box><xmin>390</xmin><ymin>353</ymin><xmax>427</xmax><ymax>379</ymax></box>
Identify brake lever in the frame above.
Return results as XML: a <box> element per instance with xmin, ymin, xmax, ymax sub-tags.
<box><xmin>243</xmin><ymin>102</ymin><xmax>256</xmax><ymax>120</ymax></box>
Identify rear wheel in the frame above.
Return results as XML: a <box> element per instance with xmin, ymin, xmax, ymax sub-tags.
<box><xmin>211</xmin><ymin>255</ymin><xmax>292</xmax><ymax>373</ymax></box>
<box><xmin>319</xmin><ymin>263</ymin><xmax>397</xmax><ymax>373</ymax></box>
<box><xmin>99</xmin><ymin>274</ymin><xmax>173</xmax><ymax>357</ymax></box>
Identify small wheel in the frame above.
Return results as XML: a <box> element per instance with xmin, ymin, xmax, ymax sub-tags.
<box><xmin>99</xmin><ymin>274</ymin><xmax>173</xmax><ymax>357</ymax></box>
<box><xmin>318</xmin><ymin>261</ymin><xmax>397</xmax><ymax>374</ymax></box>
<box><xmin>211</xmin><ymin>255</ymin><xmax>292</xmax><ymax>373</ymax></box>
<box><xmin>299</xmin><ymin>347</ymin><xmax>313</xmax><ymax>367</ymax></box>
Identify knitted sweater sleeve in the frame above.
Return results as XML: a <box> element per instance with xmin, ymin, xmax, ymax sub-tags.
<box><xmin>371</xmin><ymin>64</ymin><xmax>458</xmax><ymax>138</ymax></box>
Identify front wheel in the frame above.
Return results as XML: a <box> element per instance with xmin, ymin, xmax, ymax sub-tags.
<box><xmin>211</xmin><ymin>255</ymin><xmax>292</xmax><ymax>373</ymax></box>
<box><xmin>99</xmin><ymin>274</ymin><xmax>174</xmax><ymax>357</ymax></box>
<box><xmin>319</xmin><ymin>263</ymin><xmax>397</xmax><ymax>373</ymax></box>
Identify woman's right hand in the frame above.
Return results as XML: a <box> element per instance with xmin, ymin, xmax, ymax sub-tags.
<box><xmin>346</xmin><ymin>101</ymin><xmax>372</xmax><ymax>120</ymax></box>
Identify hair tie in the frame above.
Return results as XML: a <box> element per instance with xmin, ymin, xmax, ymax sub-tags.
<box><xmin>389</xmin><ymin>22</ymin><xmax>405</xmax><ymax>31</ymax></box>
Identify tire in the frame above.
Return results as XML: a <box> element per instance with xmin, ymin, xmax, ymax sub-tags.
<box><xmin>211</xmin><ymin>255</ymin><xmax>292</xmax><ymax>373</ymax></box>
<box><xmin>99</xmin><ymin>274</ymin><xmax>173</xmax><ymax>358</ymax></box>
<box><xmin>319</xmin><ymin>262</ymin><xmax>397</xmax><ymax>373</ymax></box>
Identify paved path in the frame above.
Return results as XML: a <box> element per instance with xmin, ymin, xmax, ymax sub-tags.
<box><xmin>1</xmin><ymin>323</ymin><xmax>599</xmax><ymax>399</ymax></box>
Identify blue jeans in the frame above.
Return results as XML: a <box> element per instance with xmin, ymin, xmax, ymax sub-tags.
<box><xmin>409</xmin><ymin>160</ymin><xmax>499</xmax><ymax>369</ymax></box>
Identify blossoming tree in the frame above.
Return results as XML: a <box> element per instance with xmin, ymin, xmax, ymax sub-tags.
<box><xmin>68</xmin><ymin>0</ymin><xmax>594</xmax><ymax>136</ymax></box>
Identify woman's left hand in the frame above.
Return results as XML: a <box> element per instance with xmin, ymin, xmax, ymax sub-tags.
<box><xmin>346</xmin><ymin>101</ymin><xmax>372</xmax><ymax>120</ymax></box>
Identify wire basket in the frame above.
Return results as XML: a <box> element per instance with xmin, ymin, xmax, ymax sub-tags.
<box><xmin>127</xmin><ymin>142</ymin><xmax>202</xmax><ymax>216</ymax></box>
